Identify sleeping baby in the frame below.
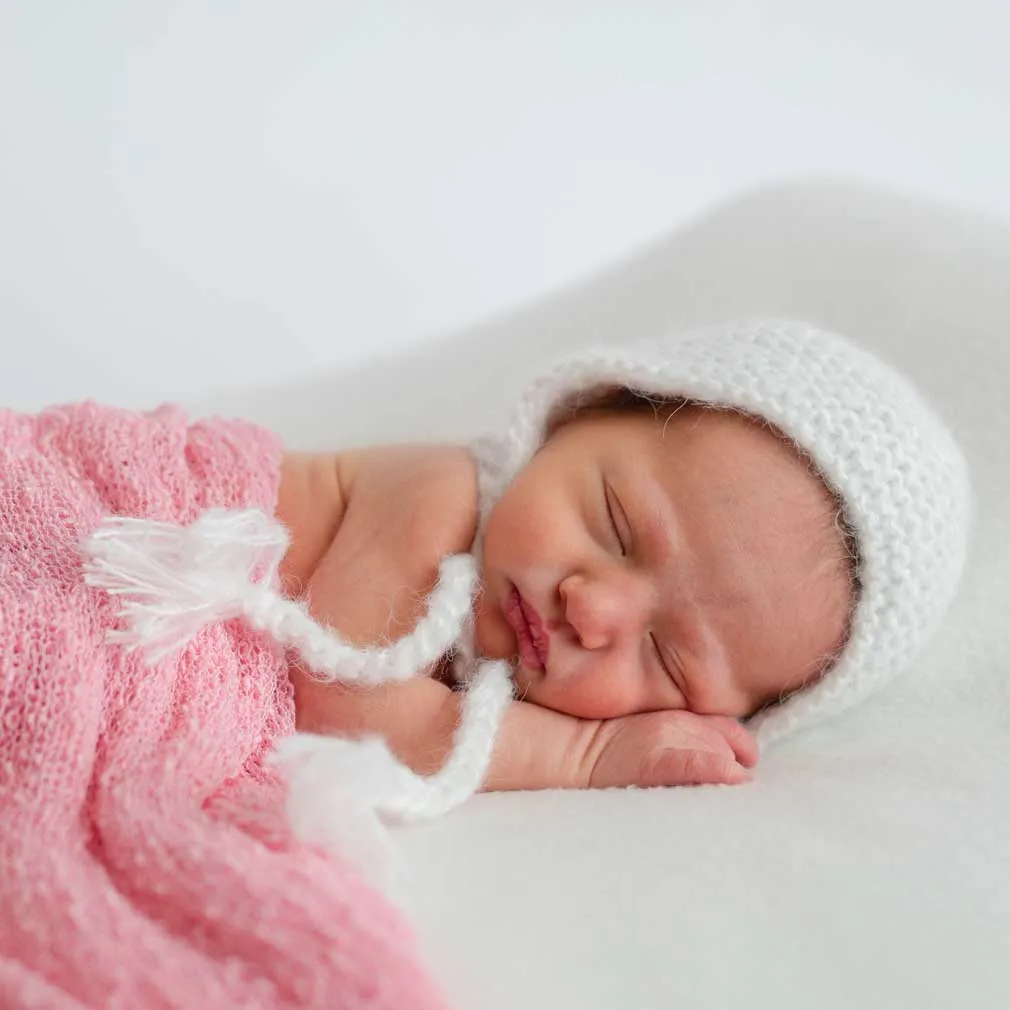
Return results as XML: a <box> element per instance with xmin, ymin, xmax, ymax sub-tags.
<box><xmin>81</xmin><ymin>320</ymin><xmax>970</xmax><ymax>822</ymax></box>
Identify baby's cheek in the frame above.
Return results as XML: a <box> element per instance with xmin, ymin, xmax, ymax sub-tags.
<box><xmin>541</xmin><ymin>665</ymin><xmax>648</xmax><ymax>721</ymax></box>
<box><xmin>585</xmin><ymin>672</ymin><xmax>647</xmax><ymax>719</ymax></box>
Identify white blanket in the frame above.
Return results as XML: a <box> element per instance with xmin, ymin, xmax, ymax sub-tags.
<box><xmin>206</xmin><ymin>181</ymin><xmax>1010</xmax><ymax>1010</ymax></box>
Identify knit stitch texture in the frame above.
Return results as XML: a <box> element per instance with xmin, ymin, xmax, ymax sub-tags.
<box><xmin>0</xmin><ymin>402</ymin><xmax>446</xmax><ymax>1010</ymax></box>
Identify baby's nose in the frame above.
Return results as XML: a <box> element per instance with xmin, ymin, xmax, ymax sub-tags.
<box><xmin>559</xmin><ymin>570</ymin><xmax>647</xmax><ymax>651</ymax></box>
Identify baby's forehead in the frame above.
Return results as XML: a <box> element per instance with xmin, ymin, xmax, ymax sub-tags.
<box><xmin>590</xmin><ymin>399</ymin><xmax>856</xmax><ymax>575</ymax></box>
<box><xmin>544</xmin><ymin>394</ymin><xmax>849</xmax><ymax>529</ymax></box>
<box><xmin>642</xmin><ymin>408</ymin><xmax>856</xmax><ymax>692</ymax></box>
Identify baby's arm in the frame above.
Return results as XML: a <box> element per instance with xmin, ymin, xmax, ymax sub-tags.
<box><xmin>293</xmin><ymin>674</ymin><xmax>587</xmax><ymax>788</ymax></box>
<box><xmin>277</xmin><ymin>443</ymin><xmax>480</xmax><ymax>647</ymax></box>
<box><xmin>293</xmin><ymin>675</ymin><xmax>755</xmax><ymax>790</ymax></box>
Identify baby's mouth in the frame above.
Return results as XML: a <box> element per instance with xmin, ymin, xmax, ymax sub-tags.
<box><xmin>505</xmin><ymin>585</ymin><xmax>548</xmax><ymax>673</ymax></box>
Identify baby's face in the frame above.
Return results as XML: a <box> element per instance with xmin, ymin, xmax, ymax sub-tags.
<box><xmin>474</xmin><ymin>405</ymin><xmax>852</xmax><ymax>720</ymax></box>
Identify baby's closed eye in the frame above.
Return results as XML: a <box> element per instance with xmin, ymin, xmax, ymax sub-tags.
<box><xmin>602</xmin><ymin>479</ymin><xmax>631</xmax><ymax>556</ymax></box>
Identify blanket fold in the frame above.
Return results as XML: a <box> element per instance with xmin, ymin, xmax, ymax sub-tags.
<box><xmin>0</xmin><ymin>402</ymin><xmax>445</xmax><ymax>1010</ymax></box>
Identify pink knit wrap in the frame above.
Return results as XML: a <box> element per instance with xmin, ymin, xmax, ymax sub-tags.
<box><xmin>0</xmin><ymin>403</ymin><xmax>445</xmax><ymax>1010</ymax></box>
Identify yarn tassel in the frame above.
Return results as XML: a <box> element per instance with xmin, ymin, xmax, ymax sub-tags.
<box><xmin>81</xmin><ymin>509</ymin><xmax>288</xmax><ymax>661</ymax></box>
<box><xmin>81</xmin><ymin>509</ymin><xmax>477</xmax><ymax>684</ymax></box>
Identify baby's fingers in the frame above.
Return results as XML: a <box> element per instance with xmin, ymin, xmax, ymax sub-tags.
<box><xmin>647</xmin><ymin>747</ymin><xmax>752</xmax><ymax>788</ymax></box>
<box><xmin>705</xmin><ymin>716</ymin><xmax>759</xmax><ymax>769</ymax></box>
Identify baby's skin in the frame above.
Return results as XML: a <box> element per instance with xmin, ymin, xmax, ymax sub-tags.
<box><xmin>279</xmin><ymin>404</ymin><xmax>852</xmax><ymax>791</ymax></box>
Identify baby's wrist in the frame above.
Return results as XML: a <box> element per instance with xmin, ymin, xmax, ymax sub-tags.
<box><xmin>482</xmin><ymin>700</ymin><xmax>595</xmax><ymax>792</ymax></box>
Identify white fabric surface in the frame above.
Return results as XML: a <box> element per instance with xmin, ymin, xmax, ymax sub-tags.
<box><xmin>203</xmin><ymin>181</ymin><xmax>1010</xmax><ymax>1010</ymax></box>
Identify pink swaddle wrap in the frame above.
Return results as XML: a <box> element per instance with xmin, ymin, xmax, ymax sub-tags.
<box><xmin>0</xmin><ymin>402</ymin><xmax>446</xmax><ymax>1010</ymax></box>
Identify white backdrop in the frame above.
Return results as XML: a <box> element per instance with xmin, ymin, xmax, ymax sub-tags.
<box><xmin>1</xmin><ymin>1</ymin><xmax>1009</xmax><ymax>411</ymax></box>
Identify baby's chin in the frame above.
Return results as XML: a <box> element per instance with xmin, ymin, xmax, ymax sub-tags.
<box><xmin>510</xmin><ymin>663</ymin><xmax>538</xmax><ymax>701</ymax></box>
<box><xmin>510</xmin><ymin>669</ymin><xmax>592</xmax><ymax>719</ymax></box>
<box><xmin>514</xmin><ymin>673</ymin><xmax>652</xmax><ymax>721</ymax></box>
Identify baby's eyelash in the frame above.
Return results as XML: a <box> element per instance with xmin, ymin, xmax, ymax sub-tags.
<box><xmin>651</xmin><ymin>633</ymin><xmax>673</xmax><ymax>678</ymax></box>
<box><xmin>652</xmin><ymin>636</ymin><xmax>689</xmax><ymax>699</ymax></box>
<box><xmin>604</xmin><ymin>484</ymin><xmax>627</xmax><ymax>556</ymax></box>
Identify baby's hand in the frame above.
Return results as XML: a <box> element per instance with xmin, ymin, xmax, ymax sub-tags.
<box><xmin>585</xmin><ymin>710</ymin><xmax>759</xmax><ymax>789</ymax></box>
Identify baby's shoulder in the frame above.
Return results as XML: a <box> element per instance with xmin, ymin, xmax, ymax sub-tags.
<box><xmin>341</xmin><ymin>442</ymin><xmax>480</xmax><ymax>558</ymax></box>
<box><xmin>392</xmin><ymin>443</ymin><xmax>479</xmax><ymax>556</ymax></box>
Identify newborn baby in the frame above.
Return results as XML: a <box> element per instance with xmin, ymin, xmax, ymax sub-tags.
<box><xmin>273</xmin><ymin>320</ymin><xmax>969</xmax><ymax>797</ymax></box>
<box><xmin>78</xmin><ymin>319</ymin><xmax>969</xmax><ymax>822</ymax></box>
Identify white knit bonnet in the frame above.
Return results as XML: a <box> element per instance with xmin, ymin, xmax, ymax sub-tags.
<box><xmin>79</xmin><ymin>319</ymin><xmax>970</xmax><ymax>857</ymax></box>
<box><xmin>472</xmin><ymin>319</ymin><xmax>971</xmax><ymax>746</ymax></box>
